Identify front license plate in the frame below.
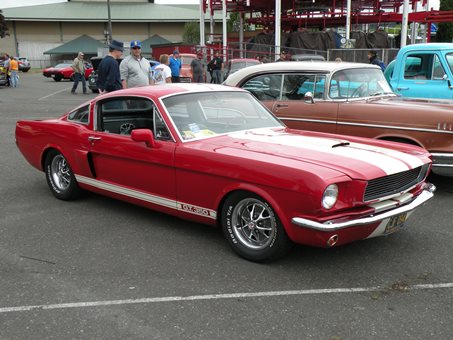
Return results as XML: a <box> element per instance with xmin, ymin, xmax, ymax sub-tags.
<box><xmin>384</xmin><ymin>213</ymin><xmax>407</xmax><ymax>234</ymax></box>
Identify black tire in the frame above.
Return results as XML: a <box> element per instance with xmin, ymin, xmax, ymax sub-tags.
<box><xmin>44</xmin><ymin>150</ymin><xmax>81</xmax><ymax>200</ymax></box>
<box><xmin>22</xmin><ymin>69</ymin><xmax>29</xmax><ymax>73</ymax></box>
<box><xmin>221</xmin><ymin>191</ymin><xmax>293</xmax><ymax>262</ymax></box>
<box><xmin>91</xmin><ymin>89</ymin><xmax>99</xmax><ymax>93</ymax></box>
<box><xmin>53</xmin><ymin>76</ymin><xmax>62</xmax><ymax>82</ymax></box>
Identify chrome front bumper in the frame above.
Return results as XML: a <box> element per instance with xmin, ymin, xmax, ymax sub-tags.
<box><xmin>431</xmin><ymin>153</ymin><xmax>453</xmax><ymax>177</ymax></box>
<box><xmin>292</xmin><ymin>184</ymin><xmax>436</xmax><ymax>232</ymax></box>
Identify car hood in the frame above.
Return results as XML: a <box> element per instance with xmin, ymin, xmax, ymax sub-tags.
<box><xmin>202</xmin><ymin>128</ymin><xmax>429</xmax><ymax>181</ymax></box>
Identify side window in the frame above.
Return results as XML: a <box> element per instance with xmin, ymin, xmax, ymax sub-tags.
<box><xmin>404</xmin><ymin>54</ymin><xmax>437</xmax><ymax>80</ymax></box>
<box><xmin>432</xmin><ymin>55</ymin><xmax>446</xmax><ymax>80</ymax></box>
<box><xmin>446</xmin><ymin>53</ymin><xmax>453</xmax><ymax>75</ymax></box>
<box><xmin>281</xmin><ymin>74</ymin><xmax>326</xmax><ymax>100</ymax></box>
<box><xmin>97</xmin><ymin>97</ymin><xmax>155</xmax><ymax>136</ymax></box>
<box><xmin>153</xmin><ymin>107</ymin><xmax>172</xmax><ymax>141</ymax></box>
<box><xmin>242</xmin><ymin>74</ymin><xmax>282</xmax><ymax>101</ymax></box>
<box><xmin>68</xmin><ymin>104</ymin><xmax>89</xmax><ymax>124</ymax></box>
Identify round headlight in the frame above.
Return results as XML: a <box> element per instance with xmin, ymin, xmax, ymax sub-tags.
<box><xmin>322</xmin><ymin>184</ymin><xmax>338</xmax><ymax>209</ymax></box>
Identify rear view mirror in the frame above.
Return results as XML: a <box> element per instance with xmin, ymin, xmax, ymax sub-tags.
<box><xmin>131</xmin><ymin>129</ymin><xmax>155</xmax><ymax>147</ymax></box>
<box><xmin>304</xmin><ymin>92</ymin><xmax>315</xmax><ymax>104</ymax></box>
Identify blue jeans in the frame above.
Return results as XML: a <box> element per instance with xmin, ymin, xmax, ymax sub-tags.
<box><xmin>212</xmin><ymin>69</ymin><xmax>222</xmax><ymax>84</ymax></box>
<box><xmin>71</xmin><ymin>72</ymin><xmax>87</xmax><ymax>93</ymax></box>
<box><xmin>10</xmin><ymin>71</ymin><xmax>18</xmax><ymax>87</ymax></box>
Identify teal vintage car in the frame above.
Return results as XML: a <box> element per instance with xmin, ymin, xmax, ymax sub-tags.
<box><xmin>385</xmin><ymin>43</ymin><xmax>453</xmax><ymax>99</ymax></box>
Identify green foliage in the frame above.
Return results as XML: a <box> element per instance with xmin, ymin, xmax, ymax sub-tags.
<box><xmin>437</xmin><ymin>0</ymin><xmax>453</xmax><ymax>42</ymax></box>
<box><xmin>0</xmin><ymin>10</ymin><xmax>9</xmax><ymax>38</ymax></box>
<box><xmin>182</xmin><ymin>22</ymin><xmax>200</xmax><ymax>44</ymax></box>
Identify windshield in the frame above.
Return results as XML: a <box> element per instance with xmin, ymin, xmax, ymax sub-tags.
<box><xmin>181</xmin><ymin>55</ymin><xmax>195</xmax><ymax>65</ymax></box>
<box><xmin>231</xmin><ymin>61</ymin><xmax>260</xmax><ymax>71</ymax></box>
<box><xmin>329</xmin><ymin>68</ymin><xmax>393</xmax><ymax>99</ymax></box>
<box><xmin>162</xmin><ymin>91</ymin><xmax>283</xmax><ymax>141</ymax></box>
<box><xmin>54</xmin><ymin>63</ymin><xmax>71</xmax><ymax>68</ymax></box>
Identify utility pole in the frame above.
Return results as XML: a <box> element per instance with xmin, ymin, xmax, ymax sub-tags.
<box><xmin>107</xmin><ymin>0</ymin><xmax>112</xmax><ymax>44</ymax></box>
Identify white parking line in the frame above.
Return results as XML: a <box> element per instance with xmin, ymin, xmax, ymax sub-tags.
<box><xmin>38</xmin><ymin>87</ymin><xmax>72</xmax><ymax>101</ymax></box>
<box><xmin>0</xmin><ymin>283</ymin><xmax>452</xmax><ymax>314</ymax></box>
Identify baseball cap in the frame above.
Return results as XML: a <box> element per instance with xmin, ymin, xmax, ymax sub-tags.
<box><xmin>130</xmin><ymin>40</ymin><xmax>141</xmax><ymax>48</ymax></box>
<box><xmin>173</xmin><ymin>50</ymin><xmax>180</xmax><ymax>55</ymax></box>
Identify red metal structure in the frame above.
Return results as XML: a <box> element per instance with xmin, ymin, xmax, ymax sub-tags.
<box><xmin>203</xmin><ymin>1</ymin><xmax>453</xmax><ymax>37</ymax></box>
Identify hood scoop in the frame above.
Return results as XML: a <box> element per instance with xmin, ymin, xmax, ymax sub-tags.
<box><xmin>332</xmin><ymin>141</ymin><xmax>350</xmax><ymax>148</ymax></box>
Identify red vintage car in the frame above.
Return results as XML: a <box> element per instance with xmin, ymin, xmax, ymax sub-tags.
<box><xmin>15</xmin><ymin>84</ymin><xmax>435</xmax><ymax>261</ymax></box>
<box><xmin>42</xmin><ymin>63</ymin><xmax>93</xmax><ymax>82</ymax></box>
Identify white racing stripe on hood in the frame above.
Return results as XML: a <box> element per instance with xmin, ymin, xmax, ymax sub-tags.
<box><xmin>229</xmin><ymin>130</ymin><xmax>424</xmax><ymax>175</ymax></box>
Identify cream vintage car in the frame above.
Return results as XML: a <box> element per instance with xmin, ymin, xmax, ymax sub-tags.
<box><xmin>224</xmin><ymin>61</ymin><xmax>453</xmax><ymax>176</ymax></box>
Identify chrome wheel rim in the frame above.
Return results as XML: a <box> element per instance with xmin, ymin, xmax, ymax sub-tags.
<box><xmin>50</xmin><ymin>154</ymin><xmax>71</xmax><ymax>191</ymax></box>
<box><xmin>231</xmin><ymin>198</ymin><xmax>276</xmax><ymax>250</ymax></box>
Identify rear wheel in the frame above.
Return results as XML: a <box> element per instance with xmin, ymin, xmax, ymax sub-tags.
<box><xmin>44</xmin><ymin>150</ymin><xmax>81</xmax><ymax>200</ymax></box>
<box><xmin>221</xmin><ymin>191</ymin><xmax>293</xmax><ymax>262</ymax></box>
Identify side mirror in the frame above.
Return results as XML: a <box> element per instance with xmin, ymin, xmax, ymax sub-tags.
<box><xmin>131</xmin><ymin>129</ymin><xmax>155</xmax><ymax>148</ymax></box>
<box><xmin>304</xmin><ymin>91</ymin><xmax>315</xmax><ymax>104</ymax></box>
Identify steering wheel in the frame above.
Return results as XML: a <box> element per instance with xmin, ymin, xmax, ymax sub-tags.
<box><xmin>119</xmin><ymin>122</ymin><xmax>136</xmax><ymax>135</ymax></box>
<box><xmin>351</xmin><ymin>84</ymin><xmax>367</xmax><ymax>98</ymax></box>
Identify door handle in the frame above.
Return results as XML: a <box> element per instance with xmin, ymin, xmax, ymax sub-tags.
<box><xmin>275</xmin><ymin>104</ymin><xmax>289</xmax><ymax>108</ymax></box>
<box><xmin>88</xmin><ymin>136</ymin><xmax>102</xmax><ymax>142</ymax></box>
<box><xmin>397</xmin><ymin>87</ymin><xmax>409</xmax><ymax>91</ymax></box>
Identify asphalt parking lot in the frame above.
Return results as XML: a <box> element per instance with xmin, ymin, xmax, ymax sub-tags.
<box><xmin>1</xmin><ymin>73</ymin><xmax>452</xmax><ymax>340</ymax></box>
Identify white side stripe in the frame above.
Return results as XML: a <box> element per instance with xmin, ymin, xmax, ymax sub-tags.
<box><xmin>0</xmin><ymin>283</ymin><xmax>451</xmax><ymax>314</ymax></box>
<box><xmin>75</xmin><ymin>175</ymin><xmax>217</xmax><ymax>219</ymax></box>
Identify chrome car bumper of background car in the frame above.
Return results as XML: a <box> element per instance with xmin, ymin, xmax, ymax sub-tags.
<box><xmin>431</xmin><ymin>153</ymin><xmax>453</xmax><ymax>177</ymax></box>
<box><xmin>292</xmin><ymin>183</ymin><xmax>436</xmax><ymax>231</ymax></box>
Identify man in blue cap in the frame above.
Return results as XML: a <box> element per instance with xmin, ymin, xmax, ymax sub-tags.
<box><xmin>169</xmin><ymin>50</ymin><xmax>182</xmax><ymax>83</ymax></box>
<box><xmin>120</xmin><ymin>40</ymin><xmax>152</xmax><ymax>88</ymax></box>
<box><xmin>97</xmin><ymin>39</ymin><xmax>124</xmax><ymax>93</ymax></box>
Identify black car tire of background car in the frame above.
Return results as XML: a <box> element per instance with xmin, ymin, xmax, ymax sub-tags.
<box><xmin>53</xmin><ymin>75</ymin><xmax>62</xmax><ymax>82</ymax></box>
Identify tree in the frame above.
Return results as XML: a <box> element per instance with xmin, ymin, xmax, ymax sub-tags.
<box><xmin>0</xmin><ymin>10</ymin><xmax>9</xmax><ymax>38</ymax></box>
<box><xmin>182</xmin><ymin>22</ymin><xmax>200</xmax><ymax>44</ymax></box>
<box><xmin>436</xmin><ymin>0</ymin><xmax>453</xmax><ymax>42</ymax></box>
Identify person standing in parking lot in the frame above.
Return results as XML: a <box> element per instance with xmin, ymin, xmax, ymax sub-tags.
<box><xmin>120</xmin><ymin>40</ymin><xmax>152</xmax><ymax>88</ymax></box>
<box><xmin>8</xmin><ymin>56</ymin><xmax>19</xmax><ymax>88</ymax></box>
<box><xmin>169</xmin><ymin>50</ymin><xmax>182</xmax><ymax>83</ymax></box>
<box><xmin>191</xmin><ymin>52</ymin><xmax>205</xmax><ymax>83</ymax></box>
<box><xmin>3</xmin><ymin>54</ymin><xmax>11</xmax><ymax>86</ymax></box>
<box><xmin>97</xmin><ymin>40</ymin><xmax>124</xmax><ymax>93</ymax></box>
<box><xmin>208</xmin><ymin>51</ymin><xmax>223</xmax><ymax>84</ymax></box>
<box><xmin>71</xmin><ymin>52</ymin><xmax>87</xmax><ymax>94</ymax></box>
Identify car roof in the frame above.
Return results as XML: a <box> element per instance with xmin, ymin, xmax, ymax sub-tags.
<box><xmin>399</xmin><ymin>43</ymin><xmax>453</xmax><ymax>53</ymax></box>
<box><xmin>224</xmin><ymin>61</ymin><xmax>380</xmax><ymax>85</ymax></box>
<box><xmin>97</xmin><ymin>83</ymin><xmax>246</xmax><ymax>101</ymax></box>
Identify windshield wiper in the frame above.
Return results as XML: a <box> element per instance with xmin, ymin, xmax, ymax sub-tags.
<box><xmin>369</xmin><ymin>91</ymin><xmax>394</xmax><ymax>97</ymax></box>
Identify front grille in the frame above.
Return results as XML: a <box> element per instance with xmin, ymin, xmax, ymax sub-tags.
<box><xmin>364</xmin><ymin>165</ymin><xmax>428</xmax><ymax>201</ymax></box>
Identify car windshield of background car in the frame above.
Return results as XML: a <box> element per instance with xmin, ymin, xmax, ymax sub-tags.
<box><xmin>162</xmin><ymin>91</ymin><xmax>283</xmax><ymax>141</ymax></box>
<box><xmin>329</xmin><ymin>68</ymin><xmax>392</xmax><ymax>99</ymax></box>
<box><xmin>181</xmin><ymin>56</ymin><xmax>195</xmax><ymax>65</ymax></box>
<box><xmin>55</xmin><ymin>63</ymin><xmax>71</xmax><ymax>68</ymax></box>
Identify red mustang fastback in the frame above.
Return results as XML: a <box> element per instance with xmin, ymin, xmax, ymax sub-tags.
<box><xmin>42</xmin><ymin>63</ymin><xmax>93</xmax><ymax>82</ymax></box>
<box><xmin>15</xmin><ymin>84</ymin><xmax>435</xmax><ymax>261</ymax></box>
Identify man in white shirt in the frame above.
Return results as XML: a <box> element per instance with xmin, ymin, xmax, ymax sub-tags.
<box><xmin>120</xmin><ymin>40</ymin><xmax>152</xmax><ymax>88</ymax></box>
<box><xmin>152</xmin><ymin>54</ymin><xmax>172</xmax><ymax>85</ymax></box>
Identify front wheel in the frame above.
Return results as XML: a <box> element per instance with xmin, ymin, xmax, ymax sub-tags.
<box><xmin>221</xmin><ymin>192</ymin><xmax>293</xmax><ymax>262</ymax></box>
<box><xmin>44</xmin><ymin>150</ymin><xmax>81</xmax><ymax>200</ymax></box>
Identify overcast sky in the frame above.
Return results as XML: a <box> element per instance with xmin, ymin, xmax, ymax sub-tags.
<box><xmin>1</xmin><ymin>0</ymin><xmax>439</xmax><ymax>10</ymax></box>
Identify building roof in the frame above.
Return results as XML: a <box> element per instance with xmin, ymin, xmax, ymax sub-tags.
<box><xmin>2</xmin><ymin>2</ymin><xmax>221</xmax><ymax>22</ymax></box>
<box><xmin>141</xmin><ymin>35</ymin><xmax>173</xmax><ymax>47</ymax></box>
<box><xmin>44</xmin><ymin>34</ymin><xmax>104</xmax><ymax>55</ymax></box>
